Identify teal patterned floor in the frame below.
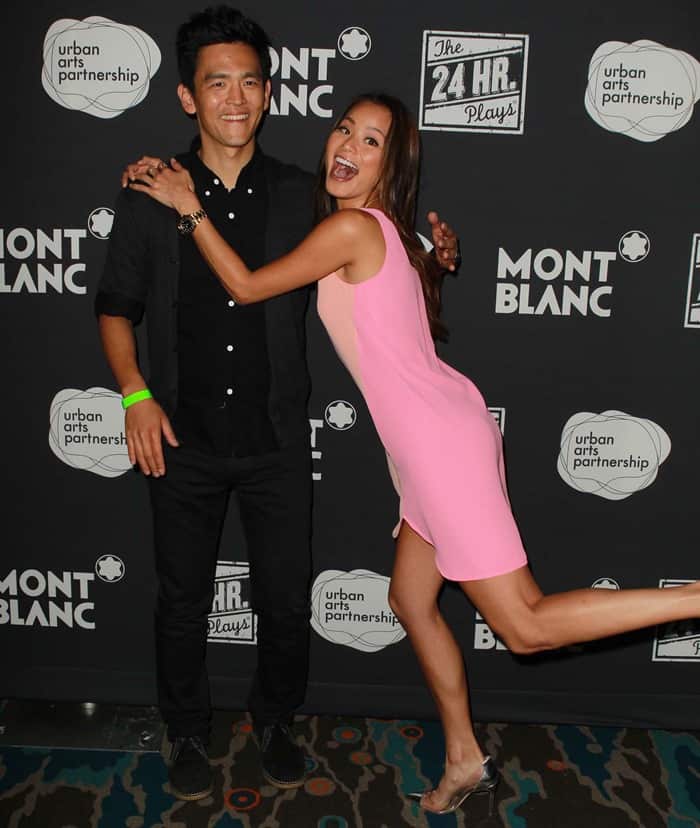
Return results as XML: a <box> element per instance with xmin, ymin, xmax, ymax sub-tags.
<box><xmin>1</xmin><ymin>712</ymin><xmax>698</xmax><ymax>827</ymax></box>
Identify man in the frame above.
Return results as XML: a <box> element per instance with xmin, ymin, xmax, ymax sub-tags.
<box><xmin>96</xmin><ymin>5</ymin><xmax>458</xmax><ymax>802</ymax></box>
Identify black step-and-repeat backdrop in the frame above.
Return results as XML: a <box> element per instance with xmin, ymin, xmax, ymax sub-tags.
<box><xmin>3</xmin><ymin>0</ymin><xmax>700</xmax><ymax>729</ymax></box>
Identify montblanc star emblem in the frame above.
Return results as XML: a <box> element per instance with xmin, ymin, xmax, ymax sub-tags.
<box><xmin>95</xmin><ymin>554</ymin><xmax>125</xmax><ymax>583</ymax></box>
<box><xmin>338</xmin><ymin>27</ymin><xmax>371</xmax><ymax>61</ymax></box>
<box><xmin>618</xmin><ymin>230</ymin><xmax>650</xmax><ymax>262</ymax></box>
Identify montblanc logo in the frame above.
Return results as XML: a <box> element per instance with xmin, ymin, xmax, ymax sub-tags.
<box><xmin>618</xmin><ymin>231</ymin><xmax>649</xmax><ymax>262</ymax></box>
<box><xmin>325</xmin><ymin>400</ymin><xmax>357</xmax><ymax>431</ymax></box>
<box><xmin>269</xmin><ymin>26</ymin><xmax>371</xmax><ymax>119</ymax></box>
<box><xmin>1</xmin><ymin>208</ymin><xmax>118</xmax><ymax>295</ymax></box>
<box><xmin>1</xmin><ymin>227</ymin><xmax>86</xmax><ymax>295</ymax></box>
<box><xmin>88</xmin><ymin>208</ymin><xmax>115</xmax><ymax>240</ymax></box>
<box><xmin>42</xmin><ymin>17</ymin><xmax>161</xmax><ymax>119</ymax></box>
<box><xmin>337</xmin><ymin>27</ymin><xmax>371</xmax><ymax>61</ymax></box>
<box><xmin>585</xmin><ymin>40</ymin><xmax>700</xmax><ymax>142</ymax></box>
<box><xmin>473</xmin><ymin>610</ymin><xmax>507</xmax><ymax>651</ymax></box>
<box><xmin>495</xmin><ymin>232</ymin><xmax>649</xmax><ymax>318</ymax></box>
<box><xmin>95</xmin><ymin>555</ymin><xmax>125</xmax><ymax>583</ymax></box>
<box><xmin>310</xmin><ymin>401</ymin><xmax>359</xmax><ymax>482</ymax></box>
<box><xmin>0</xmin><ymin>557</ymin><xmax>123</xmax><ymax>630</ymax></box>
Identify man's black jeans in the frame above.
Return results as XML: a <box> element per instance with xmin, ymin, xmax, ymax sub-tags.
<box><xmin>147</xmin><ymin>441</ymin><xmax>312</xmax><ymax>743</ymax></box>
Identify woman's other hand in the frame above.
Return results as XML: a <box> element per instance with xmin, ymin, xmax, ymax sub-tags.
<box><xmin>128</xmin><ymin>158</ymin><xmax>200</xmax><ymax>215</ymax></box>
<box><xmin>120</xmin><ymin>155</ymin><xmax>168</xmax><ymax>189</ymax></box>
<box><xmin>427</xmin><ymin>211</ymin><xmax>461</xmax><ymax>272</ymax></box>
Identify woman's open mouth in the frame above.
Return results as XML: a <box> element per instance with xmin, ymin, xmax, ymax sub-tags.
<box><xmin>330</xmin><ymin>155</ymin><xmax>358</xmax><ymax>181</ymax></box>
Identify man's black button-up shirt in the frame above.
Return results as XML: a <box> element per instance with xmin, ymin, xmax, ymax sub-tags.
<box><xmin>174</xmin><ymin>149</ymin><xmax>277</xmax><ymax>457</ymax></box>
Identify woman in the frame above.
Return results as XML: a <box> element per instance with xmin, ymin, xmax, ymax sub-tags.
<box><xmin>127</xmin><ymin>93</ymin><xmax>700</xmax><ymax>816</ymax></box>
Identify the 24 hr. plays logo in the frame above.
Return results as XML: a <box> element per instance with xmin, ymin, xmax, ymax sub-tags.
<box><xmin>652</xmin><ymin>579</ymin><xmax>700</xmax><ymax>662</ymax></box>
<box><xmin>684</xmin><ymin>234</ymin><xmax>700</xmax><ymax>329</ymax></box>
<box><xmin>419</xmin><ymin>30</ymin><xmax>529</xmax><ymax>134</ymax></box>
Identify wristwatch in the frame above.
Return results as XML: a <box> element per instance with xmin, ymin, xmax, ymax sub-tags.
<box><xmin>177</xmin><ymin>208</ymin><xmax>207</xmax><ymax>235</ymax></box>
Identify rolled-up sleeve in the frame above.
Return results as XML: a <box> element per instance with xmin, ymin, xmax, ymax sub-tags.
<box><xmin>94</xmin><ymin>190</ymin><xmax>149</xmax><ymax>325</ymax></box>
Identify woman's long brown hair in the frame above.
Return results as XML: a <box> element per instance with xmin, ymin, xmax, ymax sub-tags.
<box><xmin>314</xmin><ymin>93</ymin><xmax>448</xmax><ymax>341</ymax></box>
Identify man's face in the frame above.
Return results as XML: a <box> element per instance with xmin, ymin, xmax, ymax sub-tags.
<box><xmin>178</xmin><ymin>42</ymin><xmax>271</xmax><ymax>152</ymax></box>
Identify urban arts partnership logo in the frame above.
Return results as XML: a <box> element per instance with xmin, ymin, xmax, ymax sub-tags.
<box><xmin>207</xmin><ymin>562</ymin><xmax>256</xmax><ymax>645</ymax></box>
<box><xmin>495</xmin><ymin>231</ymin><xmax>650</xmax><ymax>318</ymax></box>
<box><xmin>684</xmin><ymin>234</ymin><xmax>700</xmax><ymax>329</ymax></box>
<box><xmin>311</xmin><ymin>569</ymin><xmax>406</xmax><ymax>653</ymax></box>
<box><xmin>49</xmin><ymin>387</ymin><xmax>130</xmax><ymax>478</ymax></box>
<box><xmin>42</xmin><ymin>17</ymin><xmax>161</xmax><ymax>119</ymax></box>
<box><xmin>269</xmin><ymin>26</ymin><xmax>371</xmax><ymax>118</ymax></box>
<box><xmin>585</xmin><ymin>40</ymin><xmax>700</xmax><ymax>142</ymax></box>
<box><xmin>419</xmin><ymin>31</ymin><xmax>529</xmax><ymax>133</ymax></box>
<box><xmin>653</xmin><ymin>580</ymin><xmax>700</xmax><ymax>662</ymax></box>
<box><xmin>0</xmin><ymin>556</ymin><xmax>125</xmax><ymax>630</ymax></box>
<box><xmin>558</xmin><ymin>411</ymin><xmax>670</xmax><ymax>500</ymax></box>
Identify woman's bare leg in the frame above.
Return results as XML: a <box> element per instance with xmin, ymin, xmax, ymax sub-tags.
<box><xmin>461</xmin><ymin>565</ymin><xmax>700</xmax><ymax>654</ymax></box>
<box><xmin>389</xmin><ymin>521</ymin><xmax>486</xmax><ymax>812</ymax></box>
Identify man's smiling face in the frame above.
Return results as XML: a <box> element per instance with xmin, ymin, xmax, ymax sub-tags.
<box><xmin>178</xmin><ymin>42</ymin><xmax>271</xmax><ymax>152</ymax></box>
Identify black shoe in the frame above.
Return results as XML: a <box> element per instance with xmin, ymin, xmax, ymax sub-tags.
<box><xmin>256</xmin><ymin>722</ymin><xmax>306</xmax><ymax>789</ymax></box>
<box><xmin>168</xmin><ymin>736</ymin><xmax>213</xmax><ymax>801</ymax></box>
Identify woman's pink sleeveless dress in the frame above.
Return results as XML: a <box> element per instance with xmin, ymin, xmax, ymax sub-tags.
<box><xmin>317</xmin><ymin>208</ymin><xmax>527</xmax><ymax>581</ymax></box>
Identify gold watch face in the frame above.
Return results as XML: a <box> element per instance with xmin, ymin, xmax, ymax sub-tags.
<box><xmin>177</xmin><ymin>210</ymin><xmax>205</xmax><ymax>235</ymax></box>
<box><xmin>177</xmin><ymin>215</ymin><xmax>195</xmax><ymax>235</ymax></box>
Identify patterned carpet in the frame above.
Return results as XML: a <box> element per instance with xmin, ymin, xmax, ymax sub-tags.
<box><xmin>1</xmin><ymin>711</ymin><xmax>699</xmax><ymax>827</ymax></box>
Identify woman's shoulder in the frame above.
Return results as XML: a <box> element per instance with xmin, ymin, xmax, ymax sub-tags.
<box><xmin>322</xmin><ymin>208</ymin><xmax>385</xmax><ymax>238</ymax></box>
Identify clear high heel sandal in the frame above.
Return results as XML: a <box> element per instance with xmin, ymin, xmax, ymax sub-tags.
<box><xmin>408</xmin><ymin>755</ymin><xmax>500</xmax><ymax>815</ymax></box>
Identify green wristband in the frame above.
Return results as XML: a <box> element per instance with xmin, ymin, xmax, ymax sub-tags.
<box><xmin>122</xmin><ymin>389</ymin><xmax>153</xmax><ymax>409</ymax></box>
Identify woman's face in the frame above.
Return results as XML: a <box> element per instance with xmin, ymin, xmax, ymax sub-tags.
<box><xmin>324</xmin><ymin>101</ymin><xmax>392</xmax><ymax>209</ymax></box>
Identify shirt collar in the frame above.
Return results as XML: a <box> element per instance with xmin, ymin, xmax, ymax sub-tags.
<box><xmin>187</xmin><ymin>145</ymin><xmax>264</xmax><ymax>190</ymax></box>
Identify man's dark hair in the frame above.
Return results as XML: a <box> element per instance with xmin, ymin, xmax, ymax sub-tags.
<box><xmin>176</xmin><ymin>5</ymin><xmax>272</xmax><ymax>90</ymax></box>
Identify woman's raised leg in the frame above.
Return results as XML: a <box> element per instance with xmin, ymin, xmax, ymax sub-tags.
<box><xmin>461</xmin><ymin>565</ymin><xmax>700</xmax><ymax>654</ymax></box>
<box><xmin>389</xmin><ymin>521</ymin><xmax>488</xmax><ymax>812</ymax></box>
